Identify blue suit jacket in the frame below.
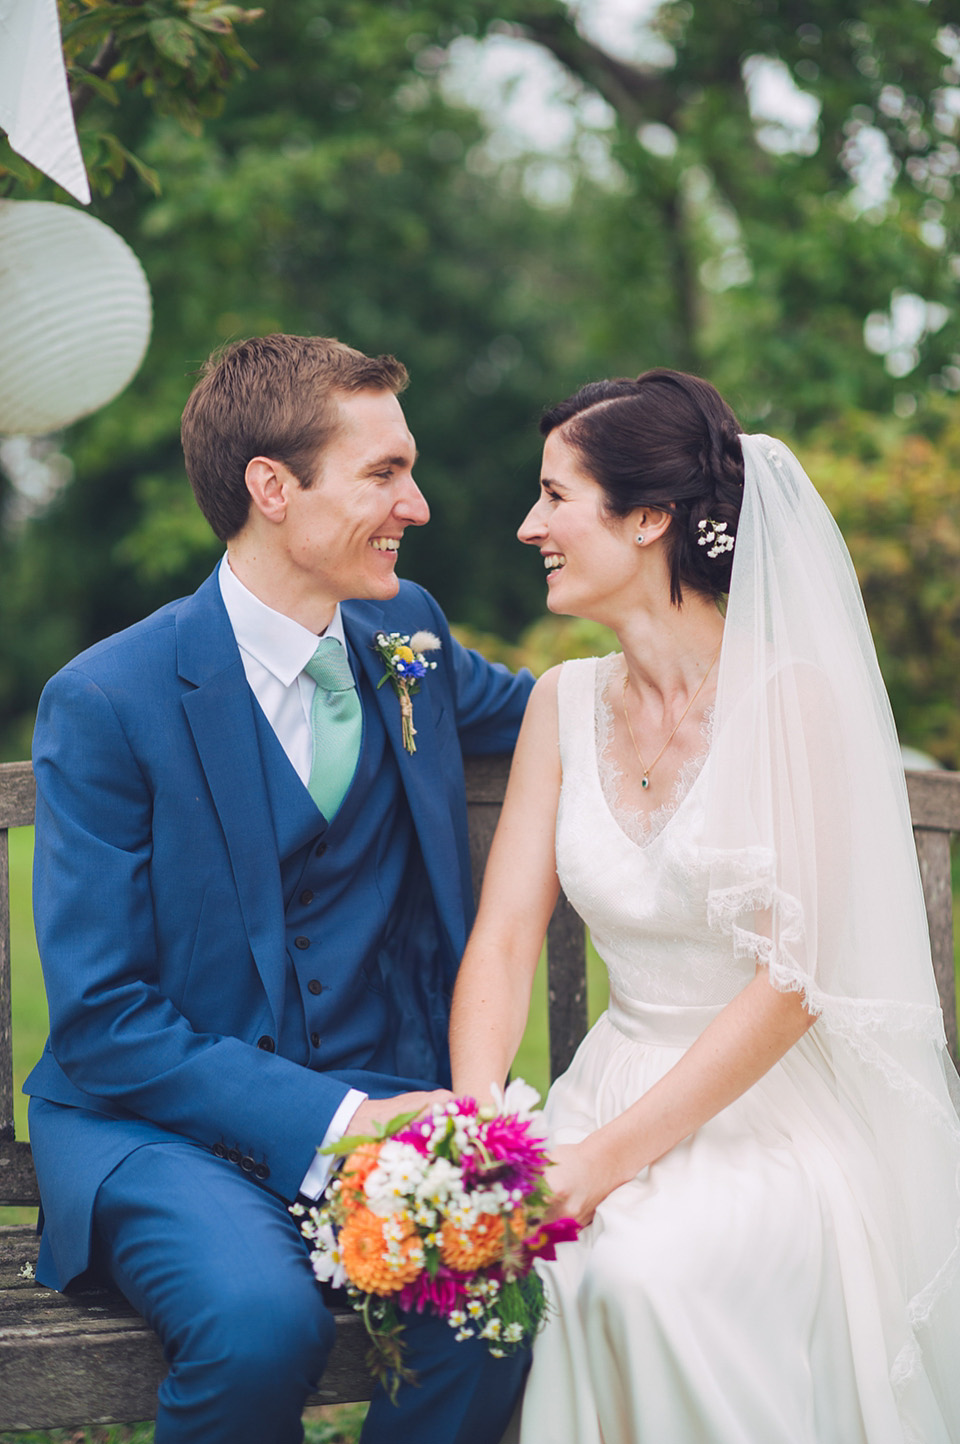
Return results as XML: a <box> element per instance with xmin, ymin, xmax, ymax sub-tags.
<box><xmin>25</xmin><ymin>571</ymin><xmax>532</xmax><ymax>1288</ymax></box>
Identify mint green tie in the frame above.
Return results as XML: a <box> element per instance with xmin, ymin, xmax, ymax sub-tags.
<box><xmin>304</xmin><ymin>637</ymin><xmax>362</xmax><ymax>818</ymax></box>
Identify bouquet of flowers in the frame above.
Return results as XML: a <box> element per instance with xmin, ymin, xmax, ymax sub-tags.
<box><xmin>291</xmin><ymin>1080</ymin><xmax>579</xmax><ymax>1396</ymax></box>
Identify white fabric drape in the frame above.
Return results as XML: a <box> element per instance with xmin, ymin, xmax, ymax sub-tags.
<box><xmin>703</xmin><ymin>434</ymin><xmax>960</xmax><ymax>1421</ymax></box>
<box><xmin>0</xmin><ymin>0</ymin><xmax>90</xmax><ymax>204</ymax></box>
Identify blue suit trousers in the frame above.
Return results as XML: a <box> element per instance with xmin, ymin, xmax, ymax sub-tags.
<box><xmin>92</xmin><ymin>1138</ymin><xmax>529</xmax><ymax>1444</ymax></box>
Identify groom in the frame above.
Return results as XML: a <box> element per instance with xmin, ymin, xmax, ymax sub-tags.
<box><xmin>24</xmin><ymin>334</ymin><xmax>533</xmax><ymax>1443</ymax></box>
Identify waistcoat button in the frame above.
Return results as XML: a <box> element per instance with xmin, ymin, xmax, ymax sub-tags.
<box><xmin>300</xmin><ymin>889</ymin><xmax>314</xmax><ymax>906</ymax></box>
<box><xmin>257</xmin><ymin>1035</ymin><xmax>276</xmax><ymax>1052</ymax></box>
<box><xmin>294</xmin><ymin>936</ymin><xmax>310</xmax><ymax>950</ymax></box>
<box><xmin>314</xmin><ymin>842</ymin><xmax>327</xmax><ymax>858</ymax></box>
<box><xmin>311</xmin><ymin>1032</ymin><xmax>321</xmax><ymax>1048</ymax></box>
<box><xmin>307</xmin><ymin>979</ymin><xmax>323</xmax><ymax>995</ymax></box>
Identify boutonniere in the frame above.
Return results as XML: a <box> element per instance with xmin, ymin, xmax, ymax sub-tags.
<box><xmin>373</xmin><ymin>630</ymin><xmax>441</xmax><ymax>754</ymax></box>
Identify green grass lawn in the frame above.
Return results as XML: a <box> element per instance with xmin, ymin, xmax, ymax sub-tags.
<box><xmin>8</xmin><ymin>827</ymin><xmax>44</xmax><ymax>1148</ymax></box>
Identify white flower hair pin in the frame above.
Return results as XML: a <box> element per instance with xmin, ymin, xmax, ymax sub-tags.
<box><xmin>697</xmin><ymin>518</ymin><xmax>735</xmax><ymax>559</ymax></box>
<box><xmin>373</xmin><ymin>630</ymin><xmax>441</xmax><ymax>754</ymax></box>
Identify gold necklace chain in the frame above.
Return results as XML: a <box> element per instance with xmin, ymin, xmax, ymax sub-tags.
<box><xmin>620</xmin><ymin>641</ymin><xmax>721</xmax><ymax>792</ymax></box>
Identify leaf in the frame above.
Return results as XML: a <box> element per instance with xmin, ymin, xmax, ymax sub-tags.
<box><xmin>92</xmin><ymin>133</ymin><xmax>162</xmax><ymax>194</ymax></box>
<box><xmin>0</xmin><ymin>139</ymin><xmax>43</xmax><ymax>187</ymax></box>
<box><xmin>319</xmin><ymin>1108</ymin><xmax>423</xmax><ymax>1157</ymax></box>
<box><xmin>148</xmin><ymin>17</ymin><xmax>197</xmax><ymax>67</ymax></box>
<box><xmin>70</xmin><ymin>68</ymin><xmax>120</xmax><ymax>106</ymax></box>
<box><xmin>124</xmin><ymin>148</ymin><xmax>162</xmax><ymax>195</ymax></box>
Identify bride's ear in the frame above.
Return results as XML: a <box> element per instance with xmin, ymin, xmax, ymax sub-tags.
<box><xmin>631</xmin><ymin>507</ymin><xmax>672</xmax><ymax>547</ymax></box>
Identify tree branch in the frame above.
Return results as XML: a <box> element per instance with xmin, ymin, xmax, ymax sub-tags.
<box><xmin>69</xmin><ymin>33</ymin><xmax>119</xmax><ymax>122</ymax></box>
<box><xmin>514</xmin><ymin>12</ymin><xmax>680</xmax><ymax>131</ymax></box>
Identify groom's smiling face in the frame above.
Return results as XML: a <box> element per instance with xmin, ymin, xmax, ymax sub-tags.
<box><xmin>281</xmin><ymin>387</ymin><xmax>429</xmax><ymax>610</ymax></box>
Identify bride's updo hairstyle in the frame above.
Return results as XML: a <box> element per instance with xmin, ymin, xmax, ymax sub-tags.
<box><xmin>540</xmin><ymin>368</ymin><xmax>744</xmax><ymax>606</ymax></box>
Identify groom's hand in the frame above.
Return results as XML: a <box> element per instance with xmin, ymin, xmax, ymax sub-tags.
<box><xmin>346</xmin><ymin>1090</ymin><xmax>453</xmax><ymax>1136</ymax></box>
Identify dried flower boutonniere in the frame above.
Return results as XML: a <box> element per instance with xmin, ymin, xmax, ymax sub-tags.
<box><xmin>373</xmin><ymin>630</ymin><xmax>441</xmax><ymax>754</ymax></box>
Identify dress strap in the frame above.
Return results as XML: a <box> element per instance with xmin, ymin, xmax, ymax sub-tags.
<box><xmin>556</xmin><ymin>657</ymin><xmax>600</xmax><ymax>780</ymax></box>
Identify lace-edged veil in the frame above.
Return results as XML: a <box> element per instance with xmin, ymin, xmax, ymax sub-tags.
<box><xmin>703</xmin><ymin>434</ymin><xmax>960</xmax><ymax>1412</ymax></box>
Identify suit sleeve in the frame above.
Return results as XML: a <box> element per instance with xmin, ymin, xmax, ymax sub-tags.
<box><xmin>32</xmin><ymin>666</ymin><xmax>351</xmax><ymax>1201</ymax></box>
<box><xmin>417</xmin><ymin>590</ymin><xmax>534</xmax><ymax>754</ymax></box>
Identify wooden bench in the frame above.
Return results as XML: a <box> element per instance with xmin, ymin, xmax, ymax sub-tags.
<box><xmin>1</xmin><ymin>756</ymin><xmax>958</xmax><ymax>1432</ymax></box>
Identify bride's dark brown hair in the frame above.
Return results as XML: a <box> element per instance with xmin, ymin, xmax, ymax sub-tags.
<box><xmin>540</xmin><ymin>369</ymin><xmax>744</xmax><ymax>606</ymax></box>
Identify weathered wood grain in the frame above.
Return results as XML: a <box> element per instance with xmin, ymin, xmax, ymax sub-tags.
<box><xmin>0</xmin><ymin>761</ymin><xmax>36</xmax><ymax>830</ymax></box>
<box><xmin>0</xmin><ymin>1140</ymin><xmax>39</xmax><ymax>1207</ymax></box>
<box><xmin>906</xmin><ymin>768</ymin><xmax>960</xmax><ymax>832</ymax></box>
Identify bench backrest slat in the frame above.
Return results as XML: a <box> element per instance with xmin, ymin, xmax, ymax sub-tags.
<box><xmin>908</xmin><ymin>771</ymin><xmax>960</xmax><ymax>1064</ymax></box>
<box><xmin>1</xmin><ymin>759</ymin><xmax>956</xmax><ymax>1212</ymax></box>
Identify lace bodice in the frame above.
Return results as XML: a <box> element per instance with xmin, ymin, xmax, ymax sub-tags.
<box><xmin>556</xmin><ymin>655</ymin><xmax>754</xmax><ymax>1008</ymax></box>
<box><xmin>595</xmin><ymin>653</ymin><xmax>713</xmax><ymax>848</ymax></box>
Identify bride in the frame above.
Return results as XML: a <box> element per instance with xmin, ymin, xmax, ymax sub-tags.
<box><xmin>449</xmin><ymin>369</ymin><xmax>960</xmax><ymax>1443</ymax></box>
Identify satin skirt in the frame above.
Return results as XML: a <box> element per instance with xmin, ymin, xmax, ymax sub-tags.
<box><xmin>507</xmin><ymin>995</ymin><xmax>952</xmax><ymax>1444</ymax></box>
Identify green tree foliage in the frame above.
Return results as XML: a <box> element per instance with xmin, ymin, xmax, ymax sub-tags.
<box><xmin>0</xmin><ymin>1</ymin><xmax>594</xmax><ymax>752</ymax></box>
<box><xmin>519</xmin><ymin>0</ymin><xmax>960</xmax><ymax>429</ymax></box>
<box><xmin>0</xmin><ymin>1</ymin><xmax>958</xmax><ymax>762</ymax></box>
<box><xmin>0</xmin><ymin>2</ymin><xmax>264</xmax><ymax>197</ymax></box>
<box><xmin>810</xmin><ymin>405</ymin><xmax>960</xmax><ymax>767</ymax></box>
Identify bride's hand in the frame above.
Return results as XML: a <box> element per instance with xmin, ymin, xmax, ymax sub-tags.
<box><xmin>544</xmin><ymin>1142</ymin><xmax>620</xmax><ymax>1227</ymax></box>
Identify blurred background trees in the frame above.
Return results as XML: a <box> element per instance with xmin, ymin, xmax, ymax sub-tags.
<box><xmin>1</xmin><ymin>0</ymin><xmax>958</xmax><ymax>761</ymax></box>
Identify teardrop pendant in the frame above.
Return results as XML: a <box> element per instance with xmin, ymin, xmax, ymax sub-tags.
<box><xmin>641</xmin><ymin>775</ymin><xmax>650</xmax><ymax>790</ymax></box>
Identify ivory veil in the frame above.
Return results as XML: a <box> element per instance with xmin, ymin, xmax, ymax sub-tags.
<box><xmin>703</xmin><ymin>434</ymin><xmax>960</xmax><ymax>1419</ymax></box>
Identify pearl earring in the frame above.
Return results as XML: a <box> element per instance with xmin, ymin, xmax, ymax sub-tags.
<box><xmin>635</xmin><ymin>533</ymin><xmax>644</xmax><ymax>545</ymax></box>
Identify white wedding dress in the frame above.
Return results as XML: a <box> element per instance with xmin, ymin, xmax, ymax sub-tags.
<box><xmin>512</xmin><ymin>654</ymin><xmax>953</xmax><ymax>1444</ymax></box>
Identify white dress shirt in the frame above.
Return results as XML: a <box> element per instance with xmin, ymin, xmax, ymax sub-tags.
<box><xmin>218</xmin><ymin>556</ymin><xmax>365</xmax><ymax>1199</ymax></box>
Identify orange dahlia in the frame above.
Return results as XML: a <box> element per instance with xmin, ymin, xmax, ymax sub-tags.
<box><xmin>439</xmin><ymin>1209</ymin><xmax>526</xmax><ymax>1272</ymax></box>
<box><xmin>340</xmin><ymin>1207</ymin><xmax>423</xmax><ymax>1294</ymax></box>
<box><xmin>339</xmin><ymin>1143</ymin><xmax>383</xmax><ymax>1205</ymax></box>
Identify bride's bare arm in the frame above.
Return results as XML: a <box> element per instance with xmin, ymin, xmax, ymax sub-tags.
<box><xmin>547</xmin><ymin>972</ymin><xmax>815</xmax><ymax>1224</ymax></box>
<box><xmin>449</xmin><ymin>668</ymin><xmax>563</xmax><ymax>1101</ymax></box>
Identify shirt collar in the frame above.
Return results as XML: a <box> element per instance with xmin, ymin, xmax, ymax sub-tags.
<box><xmin>218</xmin><ymin>555</ymin><xmax>347</xmax><ymax>686</ymax></box>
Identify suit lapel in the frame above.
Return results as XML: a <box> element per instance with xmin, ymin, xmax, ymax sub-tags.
<box><xmin>177</xmin><ymin>573</ymin><xmax>287</xmax><ymax>1027</ymax></box>
<box><xmin>344</xmin><ymin>606</ymin><xmax>466</xmax><ymax>956</ymax></box>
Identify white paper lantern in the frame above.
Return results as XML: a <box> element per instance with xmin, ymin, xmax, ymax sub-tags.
<box><xmin>0</xmin><ymin>200</ymin><xmax>152</xmax><ymax>435</ymax></box>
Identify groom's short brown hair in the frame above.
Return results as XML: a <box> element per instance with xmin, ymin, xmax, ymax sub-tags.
<box><xmin>181</xmin><ymin>334</ymin><xmax>409</xmax><ymax>541</ymax></box>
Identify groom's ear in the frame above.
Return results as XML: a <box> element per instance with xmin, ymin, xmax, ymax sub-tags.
<box><xmin>245</xmin><ymin>456</ymin><xmax>291</xmax><ymax>525</ymax></box>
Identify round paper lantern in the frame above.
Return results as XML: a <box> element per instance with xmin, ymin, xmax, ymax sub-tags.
<box><xmin>0</xmin><ymin>200</ymin><xmax>152</xmax><ymax>435</ymax></box>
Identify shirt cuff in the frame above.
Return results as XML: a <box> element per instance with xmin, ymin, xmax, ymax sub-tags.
<box><xmin>298</xmin><ymin>1088</ymin><xmax>367</xmax><ymax>1201</ymax></box>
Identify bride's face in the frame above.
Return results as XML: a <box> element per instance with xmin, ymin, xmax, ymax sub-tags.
<box><xmin>518</xmin><ymin>429</ymin><xmax>641</xmax><ymax>623</ymax></box>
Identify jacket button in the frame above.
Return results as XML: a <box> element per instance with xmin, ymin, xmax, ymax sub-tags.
<box><xmin>213</xmin><ymin>1142</ymin><xmax>227</xmax><ymax>1158</ymax></box>
<box><xmin>240</xmin><ymin>1156</ymin><xmax>255</xmax><ymax>1174</ymax></box>
<box><xmin>314</xmin><ymin>842</ymin><xmax>327</xmax><ymax>858</ymax></box>
<box><xmin>227</xmin><ymin>1148</ymin><xmax>241</xmax><ymax>1163</ymax></box>
<box><xmin>257</xmin><ymin>1035</ymin><xmax>276</xmax><ymax>1052</ymax></box>
<box><xmin>310</xmin><ymin>1032</ymin><xmax>321</xmax><ymax>1048</ymax></box>
<box><xmin>307</xmin><ymin>979</ymin><xmax>323</xmax><ymax>996</ymax></box>
<box><xmin>300</xmin><ymin>889</ymin><xmax>314</xmax><ymax>906</ymax></box>
<box><xmin>255</xmin><ymin>1163</ymin><xmax>270</xmax><ymax>1181</ymax></box>
<box><xmin>294</xmin><ymin>936</ymin><xmax>310</xmax><ymax>950</ymax></box>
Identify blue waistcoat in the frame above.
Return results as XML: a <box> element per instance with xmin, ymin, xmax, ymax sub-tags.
<box><xmin>256</xmin><ymin>678</ymin><xmax>450</xmax><ymax>1086</ymax></box>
